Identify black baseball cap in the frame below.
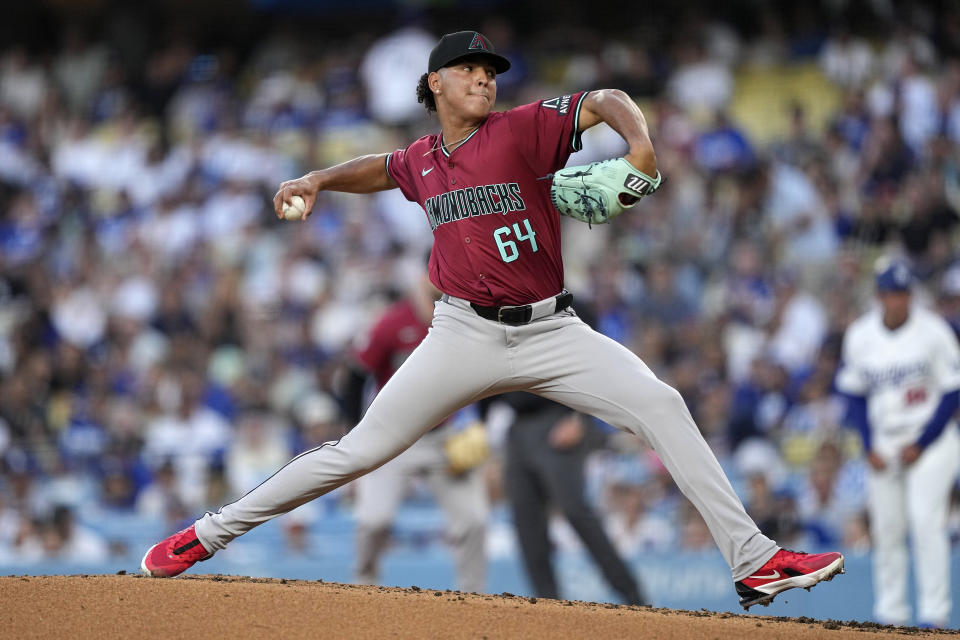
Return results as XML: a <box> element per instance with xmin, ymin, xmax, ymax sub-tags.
<box><xmin>428</xmin><ymin>31</ymin><xmax>511</xmax><ymax>74</ymax></box>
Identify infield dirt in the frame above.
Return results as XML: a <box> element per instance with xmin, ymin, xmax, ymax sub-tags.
<box><xmin>0</xmin><ymin>574</ymin><xmax>953</xmax><ymax>639</ymax></box>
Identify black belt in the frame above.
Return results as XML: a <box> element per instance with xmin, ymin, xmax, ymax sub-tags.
<box><xmin>468</xmin><ymin>291</ymin><xmax>574</xmax><ymax>326</ymax></box>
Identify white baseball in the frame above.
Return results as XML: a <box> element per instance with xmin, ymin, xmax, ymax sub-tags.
<box><xmin>282</xmin><ymin>195</ymin><xmax>306</xmax><ymax>220</ymax></box>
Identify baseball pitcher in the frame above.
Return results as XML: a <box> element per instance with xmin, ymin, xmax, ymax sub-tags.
<box><xmin>143</xmin><ymin>30</ymin><xmax>844</xmax><ymax>609</ymax></box>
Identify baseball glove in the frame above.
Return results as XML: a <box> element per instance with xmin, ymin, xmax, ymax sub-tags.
<box><xmin>444</xmin><ymin>422</ymin><xmax>489</xmax><ymax>475</ymax></box>
<box><xmin>549</xmin><ymin>157</ymin><xmax>662</xmax><ymax>226</ymax></box>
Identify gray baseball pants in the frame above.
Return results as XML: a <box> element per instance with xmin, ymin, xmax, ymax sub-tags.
<box><xmin>195</xmin><ymin>295</ymin><xmax>778</xmax><ymax>581</ymax></box>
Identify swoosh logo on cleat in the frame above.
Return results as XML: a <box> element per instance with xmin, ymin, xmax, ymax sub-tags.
<box><xmin>749</xmin><ymin>570</ymin><xmax>781</xmax><ymax>580</ymax></box>
<box><xmin>422</xmin><ymin>167</ymin><xmax>434</xmax><ymax>177</ymax></box>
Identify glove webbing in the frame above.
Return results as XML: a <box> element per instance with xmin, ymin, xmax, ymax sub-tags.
<box><xmin>540</xmin><ymin>167</ymin><xmax>607</xmax><ymax>228</ymax></box>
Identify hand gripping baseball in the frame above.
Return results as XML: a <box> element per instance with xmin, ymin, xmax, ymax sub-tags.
<box><xmin>273</xmin><ymin>175</ymin><xmax>320</xmax><ymax>221</ymax></box>
<box><xmin>549</xmin><ymin>157</ymin><xmax>662</xmax><ymax>226</ymax></box>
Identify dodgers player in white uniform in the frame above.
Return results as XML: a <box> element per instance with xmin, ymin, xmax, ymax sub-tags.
<box><xmin>837</xmin><ymin>258</ymin><xmax>960</xmax><ymax>628</ymax></box>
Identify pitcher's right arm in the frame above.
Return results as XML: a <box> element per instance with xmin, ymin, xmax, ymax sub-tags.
<box><xmin>272</xmin><ymin>153</ymin><xmax>397</xmax><ymax>219</ymax></box>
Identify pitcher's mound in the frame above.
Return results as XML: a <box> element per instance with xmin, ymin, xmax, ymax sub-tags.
<box><xmin>0</xmin><ymin>574</ymin><xmax>949</xmax><ymax>639</ymax></box>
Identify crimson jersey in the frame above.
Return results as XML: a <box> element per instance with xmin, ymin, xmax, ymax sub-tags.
<box><xmin>387</xmin><ymin>91</ymin><xmax>589</xmax><ymax>306</ymax></box>
<box><xmin>353</xmin><ymin>299</ymin><xmax>429</xmax><ymax>389</ymax></box>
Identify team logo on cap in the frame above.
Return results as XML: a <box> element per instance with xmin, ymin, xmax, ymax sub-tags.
<box><xmin>875</xmin><ymin>257</ymin><xmax>913</xmax><ymax>291</ymax></box>
<box><xmin>469</xmin><ymin>33</ymin><xmax>489</xmax><ymax>51</ymax></box>
<box><xmin>893</xmin><ymin>263</ymin><xmax>910</xmax><ymax>286</ymax></box>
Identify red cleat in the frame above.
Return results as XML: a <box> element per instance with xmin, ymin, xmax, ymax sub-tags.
<box><xmin>140</xmin><ymin>525</ymin><xmax>213</xmax><ymax>578</ymax></box>
<box><xmin>736</xmin><ymin>549</ymin><xmax>844</xmax><ymax>609</ymax></box>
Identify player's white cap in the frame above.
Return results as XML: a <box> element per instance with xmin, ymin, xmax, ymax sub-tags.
<box><xmin>874</xmin><ymin>256</ymin><xmax>912</xmax><ymax>292</ymax></box>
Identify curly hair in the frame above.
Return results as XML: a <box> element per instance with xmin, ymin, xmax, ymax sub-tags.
<box><xmin>416</xmin><ymin>73</ymin><xmax>436</xmax><ymax>113</ymax></box>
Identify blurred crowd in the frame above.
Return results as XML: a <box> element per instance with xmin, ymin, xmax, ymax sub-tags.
<box><xmin>2</xmin><ymin>1</ymin><xmax>960</xmax><ymax>567</ymax></box>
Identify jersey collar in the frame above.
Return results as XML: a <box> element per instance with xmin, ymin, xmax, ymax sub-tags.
<box><xmin>438</xmin><ymin>123</ymin><xmax>483</xmax><ymax>158</ymax></box>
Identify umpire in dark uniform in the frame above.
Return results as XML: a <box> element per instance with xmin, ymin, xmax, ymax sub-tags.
<box><xmin>502</xmin><ymin>388</ymin><xmax>647</xmax><ymax>605</ymax></box>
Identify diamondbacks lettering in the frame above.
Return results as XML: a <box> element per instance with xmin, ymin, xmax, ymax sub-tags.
<box><xmin>424</xmin><ymin>183</ymin><xmax>526</xmax><ymax>230</ymax></box>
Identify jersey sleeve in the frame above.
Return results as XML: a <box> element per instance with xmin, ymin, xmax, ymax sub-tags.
<box><xmin>385</xmin><ymin>146</ymin><xmax>420</xmax><ymax>204</ymax></box>
<box><xmin>931</xmin><ymin>316</ymin><xmax>960</xmax><ymax>392</ymax></box>
<box><xmin>506</xmin><ymin>91</ymin><xmax>590</xmax><ymax>177</ymax></box>
<box><xmin>836</xmin><ymin>328</ymin><xmax>869</xmax><ymax>396</ymax></box>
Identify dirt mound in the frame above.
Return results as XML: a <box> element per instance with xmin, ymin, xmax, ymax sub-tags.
<box><xmin>0</xmin><ymin>575</ymin><xmax>950</xmax><ymax>639</ymax></box>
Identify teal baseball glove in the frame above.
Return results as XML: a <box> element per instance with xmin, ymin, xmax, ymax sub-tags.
<box><xmin>549</xmin><ymin>157</ymin><xmax>662</xmax><ymax>226</ymax></box>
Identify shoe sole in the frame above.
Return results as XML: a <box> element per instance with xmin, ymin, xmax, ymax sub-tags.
<box><xmin>740</xmin><ymin>556</ymin><xmax>845</xmax><ymax>610</ymax></box>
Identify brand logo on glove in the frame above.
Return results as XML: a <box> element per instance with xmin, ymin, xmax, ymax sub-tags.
<box><xmin>623</xmin><ymin>174</ymin><xmax>653</xmax><ymax>195</ymax></box>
